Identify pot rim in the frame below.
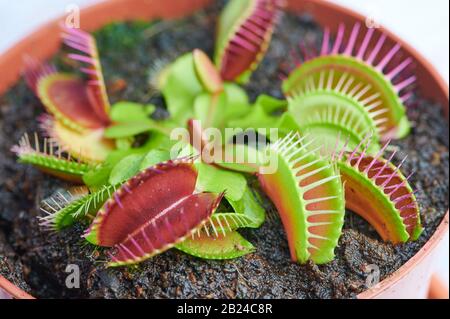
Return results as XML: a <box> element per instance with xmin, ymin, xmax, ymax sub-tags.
<box><xmin>0</xmin><ymin>275</ymin><xmax>34</xmax><ymax>299</ymax></box>
<box><xmin>0</xmin><ymin>0</ymin><xmax>448</xmax><ymax>299</ymax></box>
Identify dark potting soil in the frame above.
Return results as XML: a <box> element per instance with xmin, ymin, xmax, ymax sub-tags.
<box><xmin>0</xmin><ymin>0</ymin><xmax>448</xmax><ymax>299</ymax></box>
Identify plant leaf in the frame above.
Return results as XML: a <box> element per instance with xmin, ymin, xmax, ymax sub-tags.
<box><xmin>39</xmin><ymin>185</ymin><xmax>117</xmax><ymax>231</ymax></box>
<box><xmin>194</xmin><ymin>92</ymin><xmax>228</xmax><ymax>131</ymax></box>
<box><xmin>108</xmin><ymin>153</ymin><xmax>146</xmax><ymax>185</ymax></box>
<box><xmin>162</xmin><ymin>52</ymin><xmax>250</xmax><ymax>129</ymax></box>
<box><xmin>110</xmin><ymin>101</ymin><xmax>155</xmax><ymax>123</ymax></box>
<box><xmin>115</xmin><ymin>137</ymin><xmax>133</xmax><ymax>150</ymax></box>
<box><xmin>42</xmin><ymin>116</ymin><xmax>115</xmax><ymax>164</ymax></box>
<box><xmin>175</xmin><ymin>211</ymin><xmax>257</xmax><ymax>260</ymax></box>
<box><xmin>195</xmin><ymin>163</ymin><xmax>247</xmax><ymax>202</ymax></box>
<box><xmin>144</xmin><ymin>131</ymin><xmax>178</xmax><ymax>151</ymax></box>
<box><xmin>83</xmin><ymin>148</ymin><xmax>140</xmax><ymax>190</ymax></box>
<box><xmin>228</xmin><ymin>186</ymin><xmax>266</xmax><ymax>227</ymax></box>
<box><xmin>86</xmin><ymin>159</ymin><xmax>223</xmax><ymax>267</ymax></box>
<box><xmin>193</xmin><ymin>49</ymin><xmax>223</xmax><ymax>94</ymax></box>
<box><xmin>288</xmin><ymin>89</ymin><xmax>382</xmax><ymax>155</ymax></box>
<box><xmin>283</xmin><ymin>23</ymin><xmax>414</xmax><ymax>140</ymax></box>
<box><xmin>222</xmin><ymin>83</ymin><xmax>251</xmax><ymax>124</ymax></box>
<box><xmin>228</xmin><ymin>94</ymin><xmax>286</xmax><ymax>130</ymax></box>
<box><xmin>82</xmin><ymin>138</ymin><xmax>164</xmax><ymax>189</ymax></box>
<box><xmin>84</xmin><ymin>144</ymin><xmax>172</xmax><ymax>190</ymax></box>
<box><xmin>162</xmin><ymin>53</ymin><xmax>203</xmax><ymax>125</ymax></box>
<box><xmin>258</xmin><ymin>132</ymin><xmax>345</xmax><ymax>264</ymax></box>
<box><xmin>215</xmin><ymin>0</ymin><xmax>283</xmax><ymax>83</ymax></box>
<box><xmin>12</xmin><ymin>133</ymin><xmax>90</xmax><ymax>183</ymax></box>
<box><xmin>139</xmin><ymin>149</ymin><xmax>171</xmax><ymax>170</ymax></box>
<box><xmin>194</xmin><ymin>83</ymin><xmax>250</xmax><ymax>131</ymax></box>
<box><xmin>37</xmin><ymin>73</ymin><xmax>107</xmax><ymax>132</ymax></box>
<box><xmin>62</xmin><ymin>27</ymin><xmax>111</xmax><ymax>123</ymax></box>
<box><xmin>104</xmin><ymin>120</ymin><xmax>153</xmax><ymax>138</ymax></box>
<box><xmin>105</xmin><ymin>117</ymin><xmax>177</xmax><ymax>139</ymax></box>
<box><xmin>333</xmin><ymin>138</ymin><xmax>422</xmax><ymax>242</ymax></box>
<box><xmin>108</xmin><ymin>149</ymin><xmax>172</xmax><ymax>185</ymax></box>
<box><xmin>175</xmin><ymin>230</ymin><xmax>255</xmax><ymax>260</ymax></box>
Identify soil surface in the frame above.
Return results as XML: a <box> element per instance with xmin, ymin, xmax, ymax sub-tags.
<box><xmin>0</xmin><ymin>0</ymin><xmax>448</xmax><ymax>299</ymax></box>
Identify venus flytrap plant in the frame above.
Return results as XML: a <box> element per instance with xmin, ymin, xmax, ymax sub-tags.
<box><xmin>39</xmin><ymin>184</ymin><xmax>119</xmax><ymax>231</ymax></box>
<box><xmin>13</xmin><ymin>0</ymin><xmax>424</xmax><ymax>269</ymax></box>
<box><xmin>332</xmin><ymin>134</ymin><xmax>422</xmax><ymax>243</ymax></box>
<box><xmin>176</xmin><ymin>214</ymin><xmax>256</xmax><ymax>260</ymax></box>
<box><xmin>282</xmin><ymin>23</ymin><xmax>415</xmax><ymax>140</ymax></box>
<box><xmin>103</xmin><ymin>102</ymin><xmax>157</xmax><ymax>139</ymax></box>
<box><xmin>157</xmin><ymin>0</ymin><xmax>284</xmax><ymax>131</ymax></box>
<box><xmin>13</xmin><ymin>28</ymin><xmax>121</xmax><ymax>184</ymax></box>
<box><xmin>285</xmin><ymin>71</ymin><xmax>388</xmax><ymax>155</ymax></box>
<box><xmin>192</xmin><ymin>49</ymin><xmax>229</xmax><ymax>132</ymax></box>
<box><xmin>215</xmin><ymin>0</ymin><xmax>285</xmax><ymax>83</ymax></box>
<box><xmin>11</xmin><ymin>133</ymin><xmax>91</xmax><ymax>183</ymax></box>
<box><xmin>257</xmin><ymin>132</ymin><xmax>345</xmax><ymax>264</ymax></box>
<box><xmin>194</xmin><ymin>49</ymin><xmax>224</xmax><ymax>95</ymax></box>
<box><xmin>220</xmin><ymin>130</ymin><xmax>422</xmax><ymax>261</ymax></box>
<box><xmin>160</xmin><ymin>49</ymin><xmax>251</xmax><ymax>134</ymax></box>
<box><xmin>108</xmin><ymin>149</ymin><xmax>171</xmax><ymax>185</ymax></box>
<box><xmin>23</xmin><ymin>28</ymin><xmax>116</xmax><ymax>164</ymax></box>
<box><xmin>146</xmin><ymin>0</ymin><xmax>282</xmax><ymax>101</ymax></box>
<box><xmin>215</xmin><ymin>132</ymin><xmax>347</xmax><ymax>264</ymax></box>
<box><xmin>288</xmin><ymin>103</ymin><xmax>382</xmax><ymax>157</ymax></box>
<box><xmin>104</xmin><ymin>101</ymin><xmax>178</xmax><ymax>140</ymax></box>
<box><xmin>82</xmin><ymin>155</ymin><xmax>264</xmax><ymax>266</ymax></box>
<box><xmin>83</xmin><ymin>157</ymin><xmax>225</xmax><ymax>267</ymax></box>
<box><xmin>95</xmin><ymin>146</ymin><xmax>265</xmax><ymax>262</ymax></box>
<box><xmin>35</xmin><ymin>137</ymin><xmax>265</xmax><ymax>264</ymax></box>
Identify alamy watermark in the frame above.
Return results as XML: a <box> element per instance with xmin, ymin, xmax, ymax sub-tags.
<box><xmin>65</xmin><ymin>4</ymin><xmax>80</xmax><ymax>29</ymax></box>
<box><xmin>169</xmin><ymin>120</ymin><xmax>280</xmax><ymax>174</ymax></box>
<box><xmin>65</xmin><ymin>264</ymin><xmax>80</xmax><ymax>289</ymax></box>
<box><xmin>364</xmin><ymin>4</ymin><xmax>382</xmax><ymax>29</ymax></box>
<box><xmin>364</xmin><ymin>264</ymin><xmax>380</xmax><ymax>288</ymax></box>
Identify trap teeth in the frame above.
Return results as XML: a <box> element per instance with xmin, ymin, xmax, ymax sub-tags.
<box><xmin>258</xmin><ymin>132</ymin><xmax>345</xmax><ymax>264</ymax></box>
<box><xmin>333</xmin><ymin>138</ymin><xmax>422</xmax><ymax>243</ymax></box>
<box><xmin>86</xmin><ymin>161</ymin><xmax>223</xmax><ymax>267</ymax></box>
<box><xmin>287</xmin><ymin>75</ymin><xmax>385</xmax><ymax>156</ymax></box>
<box><xmin>11</xmin><ymin>132</ymin><xmax>91</xmax><ymax>182</ymax></box>
<box><xmin>215</xmin><ymin>0</ymin><xmax>282</xmax><ymax>83</ymax></box>
<box><xmin>283</xmin><ymin>23</ymin><xmax>415</xmax><ymax>140</ymax></box>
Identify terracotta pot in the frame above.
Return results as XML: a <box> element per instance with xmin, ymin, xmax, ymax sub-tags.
<box><xmin>0</xmin><ymin>276</ymin><xmax>34</xmax><ymax>299</ymax></box>
<box><xmin>0</xmin><ymin>0</ymin><xmax>448</xmax><ymax>299</ymax></box>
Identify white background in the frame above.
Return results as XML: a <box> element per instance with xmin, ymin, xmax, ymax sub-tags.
<box><xmin>0</xmin><ymin>0</ymin><xmax>448</xmax><ymax>290</ymax></box>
